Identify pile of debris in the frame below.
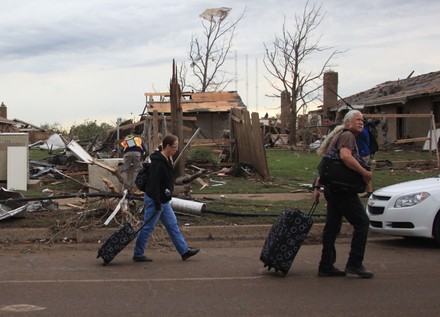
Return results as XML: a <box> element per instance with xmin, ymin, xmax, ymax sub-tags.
<box><xmin>0</xmin><ymin>133</ymin><xmax>266</xmax><ymax>243</ymax></box>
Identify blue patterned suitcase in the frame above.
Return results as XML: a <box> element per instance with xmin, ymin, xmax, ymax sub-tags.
<box><xmin>260</xmin><ymin>202</ymin><xmax>318</xmax><ymax>275</ymax></box>
<box><xmin>97</xmin><ymin>212</ymin><xmax>155</xmax><ymax>266</ymax></box>
<box><xmin>97</xmin><ymin>223</ymin><xmax>138</xmax><ymax>266</ymax></box>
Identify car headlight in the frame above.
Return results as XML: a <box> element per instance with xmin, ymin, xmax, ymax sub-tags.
<box><xmin>394</xmin><ymin>192</ymin><xmax>430</xmax><ymax>208</ymax></box>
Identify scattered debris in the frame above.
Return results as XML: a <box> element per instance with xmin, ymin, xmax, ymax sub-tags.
<box><xmin>104</xmin><ymin>190</ymin><xmax>128</xmax><ymax>225</ymax></box>
<box><xmin>38</xmin><ymin>133</ymin><xmax>66</xmax><ymax>151</ymax></box>
<box><xmin>0</xmin><ymin>188</ymin><xmax>28</xmax><ymax>221</ymax></box>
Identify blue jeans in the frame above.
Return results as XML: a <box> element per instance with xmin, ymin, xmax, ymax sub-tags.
<box><xmin>134</xmin><ymin>195</ymin><xmax>189</xmax><ymax>257</ymax></box>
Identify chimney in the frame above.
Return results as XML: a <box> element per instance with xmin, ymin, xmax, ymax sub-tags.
<box><xmin>0</xmin><ymin>102</ymin><xmax>6</xmax><ymax>119</ymax></box>
<box><xmin>323</xmin><ymin>72</ymin><xmax>338</xmax><ymax>114</ymax></box>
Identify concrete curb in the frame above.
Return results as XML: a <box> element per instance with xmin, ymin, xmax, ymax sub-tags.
<box><xmin>0</xmin><ymin>223</ymin><xmax>356</xmax><ymax>247</ymax></box>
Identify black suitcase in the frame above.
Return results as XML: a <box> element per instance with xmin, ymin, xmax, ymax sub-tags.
<box><xmin>97</xmin><ymin>213</ymin><xmax>155</xmax><ymax>266</ymax></box>
<box><xmin>260</xmin><ymin>202</ymin><xmax>318</xmax><ymax>275</ymax></box>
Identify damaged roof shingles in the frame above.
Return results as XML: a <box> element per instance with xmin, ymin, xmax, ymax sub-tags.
<box><xmin>341</xmin><ymin>70</ymin><xmax>440</xmax><ymax>107</ymax></box>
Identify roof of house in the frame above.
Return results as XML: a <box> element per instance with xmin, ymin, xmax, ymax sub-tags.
<box><xmin>340</xmin><ymin>70</ymin><xmax>440</xmax><ymax>108</ymax></box>
<box><xmin>0</xmin><ymin>116</ymin><xmax>17</xmax><ymax>125</ymax></box>
<box><xmin>12</xmin><ymin>119</ymin><xmax>46</xmax><ymax>131</ymax></box>
<box><xmin>144</xmin><ymin>91</ymin><xmax>246</xmax><ymax>114</ymax></box>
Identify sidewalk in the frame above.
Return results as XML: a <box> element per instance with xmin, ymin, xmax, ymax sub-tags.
<box><xmin>0</xmin><ymin>222</ymin><xmax>357</xmax><ymax>247</ymax></box>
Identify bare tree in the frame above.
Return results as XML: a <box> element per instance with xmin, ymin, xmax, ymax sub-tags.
<box><xmin>188</xmin><ymin>7</ymin><xmax>245</xmax><ymax>92</ymax></box>
<box><xmin>178</xmin><ymin>62</ymin><xmax>188</xmax><ymax>92</ymax></box>
<box><xmin>263</xmin><ymin>1</ymin><xmax>341</xmax><ymax>145</ymax></box>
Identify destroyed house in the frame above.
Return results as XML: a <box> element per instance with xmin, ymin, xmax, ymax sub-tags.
<box><xmin>143</xmin><ymin>91</ymin><xmax>246</xmax><ymax>139</ymax></box>
<box><xmin>339</xmin><ymin>70</ymin><xmax>440</xmax><ymax>146</ymax></box>
<box><xmin>12</xmin><ymin>119</ymin><xmax>48</xmax><ymax>143</ymax></box>
<box><xmin>0</xmin><ymin>103</ymin><xmax>48</xmax><ymax>141</ymax></box>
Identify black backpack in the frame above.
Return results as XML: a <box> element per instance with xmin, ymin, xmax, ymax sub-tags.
<box><xmin>135</xmin><ymin>162</ymin><xmax>150</xmax><ymax>192</ymax></box>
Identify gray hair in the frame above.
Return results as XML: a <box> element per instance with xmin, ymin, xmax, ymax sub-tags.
<box><xmin>343</xmin><ymin>110</ymin><xmax>362</xmax><ymax>123</ymax></box>
<box><xmin>316</xmin><ymin>124</ymin><xmax>344</xmax><ymax>156</ymax></box>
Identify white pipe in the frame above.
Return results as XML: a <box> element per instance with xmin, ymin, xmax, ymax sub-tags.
<box><xmin>171</xmin><ymin>197</ymin><xmax>205</xmax><ymax>216</ymax></box>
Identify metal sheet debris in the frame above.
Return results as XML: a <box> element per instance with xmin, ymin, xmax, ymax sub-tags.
<box><xmin>0</xmin><ymin>187</ymin><xmax>28</xmax><ymax>221</ymax></box>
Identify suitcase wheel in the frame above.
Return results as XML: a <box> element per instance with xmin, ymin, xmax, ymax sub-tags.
<box><xmin>274</xmin><ymin>268</ymin><xmax>287</xmax><ymax>276</ymax></box>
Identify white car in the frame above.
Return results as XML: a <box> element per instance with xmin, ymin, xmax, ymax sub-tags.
<box><xmin>366</xmin><ymin>177</ymin><xmax>440</xmax><ymax>243</ymax></box>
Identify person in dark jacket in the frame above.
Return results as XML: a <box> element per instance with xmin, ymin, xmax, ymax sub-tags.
<box><xmin>133</xmin><ymin>135</ymin><xmax>199</xmax><ymax>262</ymax></box>
<box><xmin>323</xmin><ymin>113</ymin><xmax>337</xmax><ymax>136</ymax></box>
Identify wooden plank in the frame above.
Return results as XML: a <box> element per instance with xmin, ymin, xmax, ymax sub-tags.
<box><xmin>393</xmin><ymin>137</ymin><xmax>430</xmax><ymax>144</ymax></box>
<box><xmin>364</xmin><ymin>113</ymin><xmax>432</xmax><ymax>118</ymax></box>
<box><xmin>185</xmin><ymin>138</ymin><xmax>235</xmax><ymax>145</ymax></box>
<box><xmin>241</xmin><ymin>109</ymin><xmax>254</xmax><ymax>164</ymax></box>
<box><xmin>251</xmin><ymin>112</ymin><xmax>270</xmax><ymax>180</ymax></box>
<box><xmin>145</xmin><ymin>116</ymin><xmax>197</xmax><ymax>121</ymax></box>
<box><xmin>232</xmin><ymin>108</ymin><xmax>246</xmax><ymax>163</ymax></box>
<box><xmin>145</xmin><ymin>92</ymin><xmax>170</xmax><ymax>97</ymax></box>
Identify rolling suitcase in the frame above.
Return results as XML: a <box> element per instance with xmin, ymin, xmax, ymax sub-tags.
<box><xmin>97</xmin><ymin>212</ymin><xmax>155</xmax><ymax>266</ymax></box>
<box><xmin>260</xmin><ymin>202</ymin><xmax>318</xmax><ymax>275</ymax></box>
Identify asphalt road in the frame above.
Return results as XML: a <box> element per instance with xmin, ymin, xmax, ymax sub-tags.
<box><xmin>0</xmin><ymin>237</ymin><xmax>439</xmax><ymax>317</ymax></box>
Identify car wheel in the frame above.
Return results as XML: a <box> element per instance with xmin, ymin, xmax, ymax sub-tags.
<box><xmin>434</xmin><ymin>212</ymin><xmax>440</xmax><ymax>244</ymax></box>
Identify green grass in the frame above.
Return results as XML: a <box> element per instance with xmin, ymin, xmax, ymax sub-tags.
<box><xmin>194</xmin><ymin>148</ymin><xmax>438</xmax><ymax>195</ymax></box>
<box><xmin>29</xmin><ymin>148</ymin><xmax>64</xmax><ymax>162</ymax></box>
<box><xmin>189</xmin><ymin>147</ymin><xmax>439</xmax><ymax>220</ymax></box>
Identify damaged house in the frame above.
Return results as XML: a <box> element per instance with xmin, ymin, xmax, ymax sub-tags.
<box><xmin>338</xmin><ymin>70</ymin><xmax>440</xmax><ymax>148</ymax></box>
<box><xmin>0</xmin><ymin>103</ymin><xmax>48</xmax><ymax>141</ymax></box>
<box><xmin>142</xmin><ymin>90</ymin><xmax>246</xmax><ymax>139</ymax></box>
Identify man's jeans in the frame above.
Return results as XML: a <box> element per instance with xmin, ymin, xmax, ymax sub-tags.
<box><xmin>134</xmin><ymin>195</ymin><xmax>189</xmax><ymax>256</ymax></box>
<box><xmin>319</xmin><ymin>187</ymin><xmax>370</xmax><ymax>269</ymax></box>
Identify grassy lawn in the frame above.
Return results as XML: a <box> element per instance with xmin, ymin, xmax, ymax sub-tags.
<box><xmin>190</xmin><ymin>147</ymin><xmax>439</xmax><ymax>221</ymax></box>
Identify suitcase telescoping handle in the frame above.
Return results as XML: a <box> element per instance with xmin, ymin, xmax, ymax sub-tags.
<box><xmin>308</xmin><ymin>201</ymin><xmax>319</xmax><ymax>217</ymax></box>
<box><xmin>135</xmin><ymin>209</ymin><xmax>159</xmax><ymax>234</ymax></box>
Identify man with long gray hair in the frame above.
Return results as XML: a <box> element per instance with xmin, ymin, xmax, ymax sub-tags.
<box><xmin>313</xmin><ymin>110</ymin><xmax>374</xmax><ymax>278</ymax></box>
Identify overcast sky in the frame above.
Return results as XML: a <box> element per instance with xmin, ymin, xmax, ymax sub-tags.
<box><xmin>1</xmin><ymin>0</ymin><xmax>439</xmax><ymax>129</ymax></box>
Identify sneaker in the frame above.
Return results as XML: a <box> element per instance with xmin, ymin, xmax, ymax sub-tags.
<box><xmin>181</xmin><ymin>248</ymin><xmax>200</xmax><ymax>261</ymax></box>
<box><xmin>318</xmin><ymin>266</ymin><xmax>347</xmax><ymax>277</ymax></box>
<box><xmin>345</xmin><ymin>265</ymin><xmax>374</xmax><ymax>278</ymax></box>
<box><xmin>132</xmin><ymin>255</ymin><xmax>153</xmax><ymax>262</ymax></box>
